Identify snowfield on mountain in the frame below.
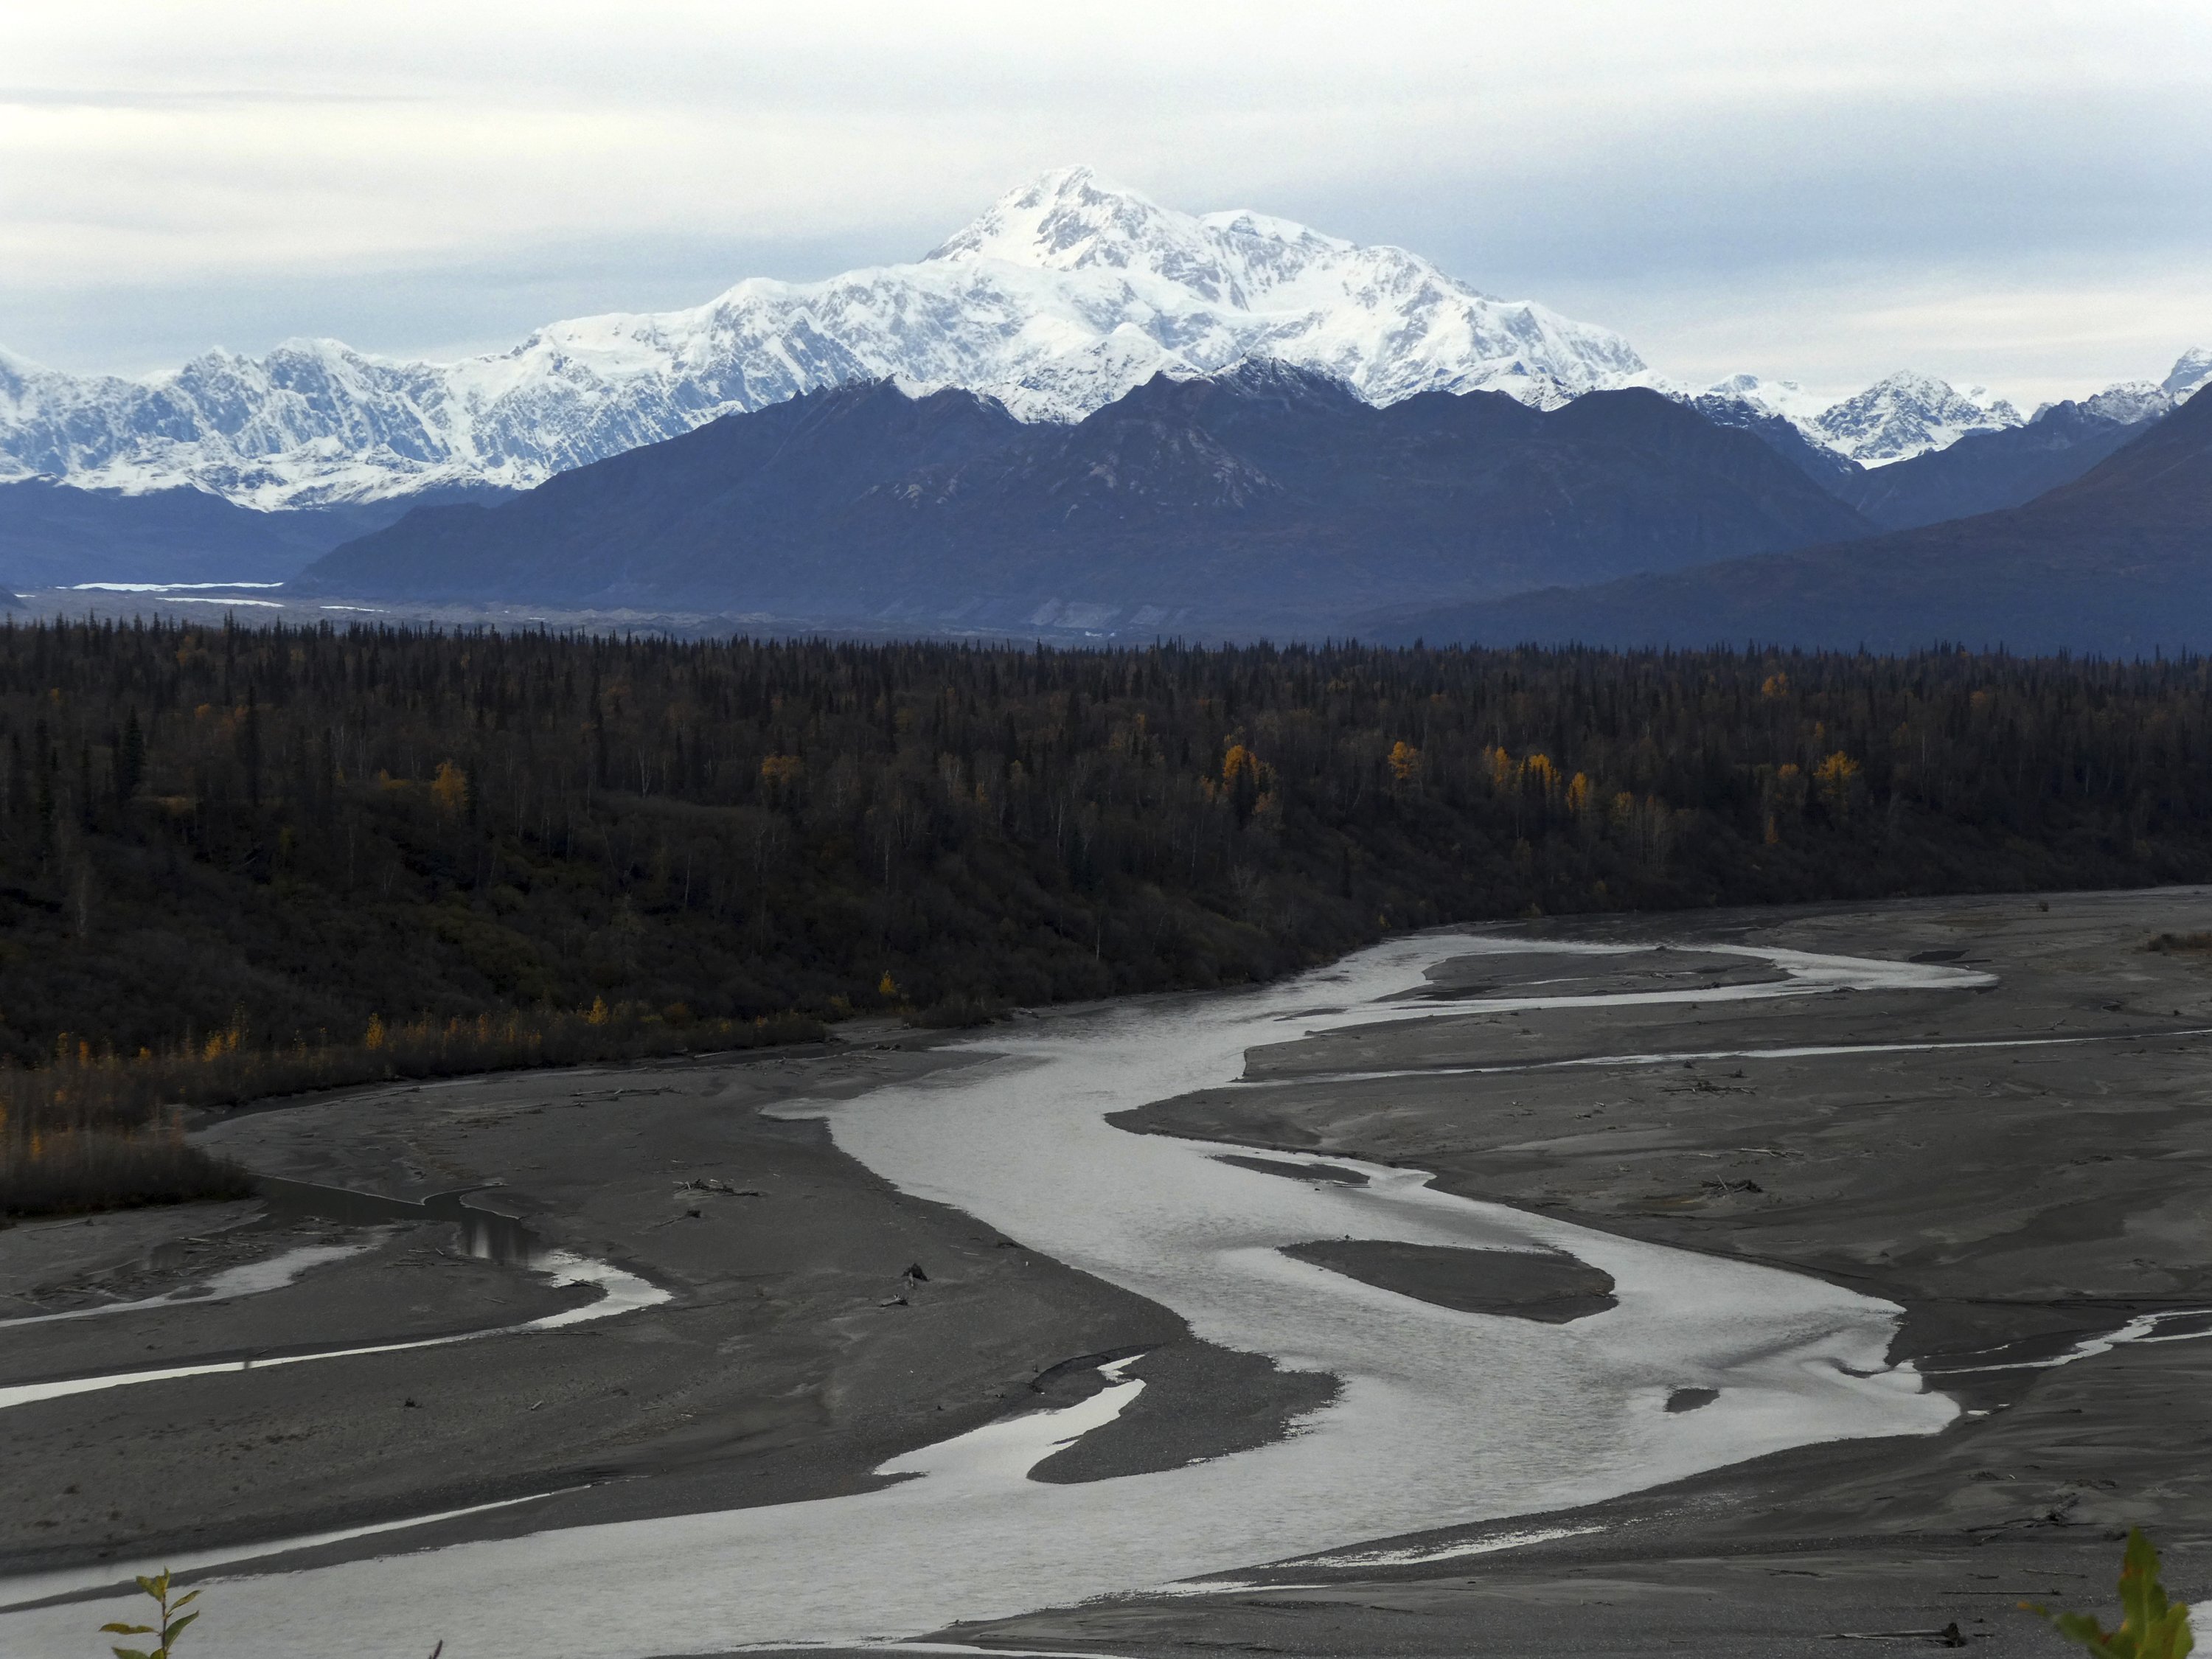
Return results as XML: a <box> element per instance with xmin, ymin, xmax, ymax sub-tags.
<box><xmin>0</xmin><ymin>167</ymin><xmax>2202</xmax><ymax>509</ymax></box>
<box><xmin>0</xmin><ymin>169</ymin><xmax>1646</xmax><ymax>509</ymax></box>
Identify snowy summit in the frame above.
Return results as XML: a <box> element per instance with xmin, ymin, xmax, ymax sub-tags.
<box><xmin>0</xmin><ymin>168</ymin><xmax>1645</xmax><ymax>509</ymax></box>
<box><xmin>0</xmin><ymin>166</ymin><xmax>2201</xmax><ymax>506</ymax></box>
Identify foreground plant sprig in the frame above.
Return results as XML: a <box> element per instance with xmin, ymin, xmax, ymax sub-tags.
<box><xmin>95</xmin><ymin>1573</ymin><xmax>445</xmax><ymax>1658</ymax></box>
<box><xmin>2025</xmin><ymin>1528</ymin><xmax>2195</xmax><ymax>1658</ymax></box>
<box><xmin>100</xmin><ymin>1568</ymin><xmax>198</xmax><ymax>1659</ymax></box>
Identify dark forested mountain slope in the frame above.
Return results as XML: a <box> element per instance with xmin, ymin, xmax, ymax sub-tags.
<box><xmin>0</xmin><ymin>478</ymin><xmax>513</xmax><ymax>590</ymax></box>
<box><xmin>1372</xmin><ymin>386</ymin><xmax>2212</xmax><ymax>655</ymax></box>
<box><xmin>300</xmin><ymin>367</ymin><xmax>1876</xmax><ymax>633</ymax></box>
<box><xmin>0</xmin><ymin>479</ymin><xmax>326</xmax><ymax>588</ymax></box>
<box><xmin>1688</xmin><ymin>394</ymin><xmax>1866</xmax><ymax>496</ymax></box>
<box><xmin>296</xmin><ymin>380</ymin><xmax>1031</xmax><ymax>608</ymax></box>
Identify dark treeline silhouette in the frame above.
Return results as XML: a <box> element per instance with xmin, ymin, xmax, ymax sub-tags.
<box><xmin>2</xmin><ymin>618</ymin><xmax>2209</xmax><ymax>1144</ymax></box>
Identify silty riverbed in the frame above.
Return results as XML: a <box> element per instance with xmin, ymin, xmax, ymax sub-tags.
<box><xmin>0</xmin><ymin>932</ymin><xmax>1987</xmax><ymax>1655</ymax></box>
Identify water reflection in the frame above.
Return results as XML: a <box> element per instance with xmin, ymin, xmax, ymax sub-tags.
<box><xmin>254</xmin><ymin>1177</ymin><xmax>544</xmax><ymax>1265</ymax></box>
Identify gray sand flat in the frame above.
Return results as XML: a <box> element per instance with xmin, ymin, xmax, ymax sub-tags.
<box><xmin>1281</xmin><ymin>1238</ymin><xmax>1618</xmax><ymax>1321</ymax></box>
<box><xmin>1027</xmin><ymin>1343</ymin><xmax>1338</xmax><ymax>1484</ymax></box>
<box><xmin>1212</xmin><ymin>1153</ymin><xmax>1369</xmax><ymax>1185</ymax></box>
<box><xmin>0</xmin><ymin>1202</ymin><xmax>262</xmax><ymax>1315</ymax></box>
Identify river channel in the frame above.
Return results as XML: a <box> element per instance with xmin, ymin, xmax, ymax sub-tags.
<box><xmin>0</xmin><ymin>931</ymin><xmax>1983</xmax><ymax>1656</ymax></box>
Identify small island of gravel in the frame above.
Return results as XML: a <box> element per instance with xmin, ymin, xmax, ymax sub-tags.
<box><xmin>1281</xmin><ymin>1239</ymin><xmax>1618</xmax><ymax>1322</ymax></box>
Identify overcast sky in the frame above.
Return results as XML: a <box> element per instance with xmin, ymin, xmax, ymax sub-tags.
<box><xmin>4</xmin><ymin>0</ymin><xmax>2208</xmax><ymax>406</ymax></box>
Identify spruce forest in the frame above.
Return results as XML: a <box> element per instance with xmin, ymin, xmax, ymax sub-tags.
<box><xmin>5</xmin><ymin>616</ymin><xmax>2212</xmax><ymax>1200</ymax></box>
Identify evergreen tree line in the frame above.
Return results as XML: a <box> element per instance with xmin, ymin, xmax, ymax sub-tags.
<box><xmin>1</xmin><ymin>616</ymin><xmax>2208</xmax><ymax>1098</ymax></box>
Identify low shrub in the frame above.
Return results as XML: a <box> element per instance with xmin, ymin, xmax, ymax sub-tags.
<box><xmin>2</xmin><ymin>1004</ymin><xmax>824</xmax><ymax>1217</ymax></box>
<box><xmin>1</xmin><ymin>1127</ymin><xmax>255</xmax><ymax>1220</ymax></box>
<box><xmin>905</xmin><ymin>992</ymin><xmax>1006</xmax><ymax>1030</ymax></box>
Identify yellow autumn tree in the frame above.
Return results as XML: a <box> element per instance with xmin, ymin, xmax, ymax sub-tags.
<box><xmin>1222</xmin><ymin>742</ymin><xmax>1263</xmax><ymax>825</ymax></box>
<box><xmin>1386</xmin><ymin>741</ymin><xmax>1422</xmax><ymax>785</ymax></box>
<box><xmin>430</xmin><ymin>759</ymin><xmax>468</xmax><ymax>816</ymax></box>
<box><xmin>1524</xmin><ymin>753</ymin><xmax>1561</xmax><ymax>804</ymax></box>
<box><xmin>1815</xmin><ymin>751</ymin><xmax>1862</xmax><ymax>819</ymax></box>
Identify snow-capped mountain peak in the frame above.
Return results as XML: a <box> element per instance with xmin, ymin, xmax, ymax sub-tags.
<box><xmin>0</xmin><ymin>345</ymin><xmax>55</xmax><ymax>430</ymax></box>
<box><xmin>2042</xmin><ymin>349</ymin><xmax>2212</xmax><ymax>427</ymax></box>
<box><xmin>7</xmin><ymin>166</ymin><xmax>2178</xmax><ymax>509</ymax></box>
<box><xmin>925</xmin><ymin>166</ymin><xmax>1228</xmax><ymax>284</ymax></box>
<box><xmin>1638</xmin><ymin>347</ymin><xmax>2210</xmax><ymax>479</ymax></box>
<box><xmin>1812</xmin><ymin>370</ymin><xmax>2023</xmax><ymax>466</ymax></box>
<box><xmin>2073</xmin><ymin>380</ymin><xmax>2172</xmax><ymax>425</ymax></box>
<box><xmin>924</xmin><ymin>167</ymin><xmax>1440</xmax><ymax>313</ymax></box>
<box><xmin>0</xmin><ymin>167</ymin><xmax>1651</xmax><ymax>507</ymax></box>
<box><xmin>1695</xmin><ymin>373</ymin><xmax>1837</xmax><ymax>429</ymax></box>
<box><xmin>2165</xmin><ymin>347</ymin><xmax>2212</xmax><ymax>400</ymax></box>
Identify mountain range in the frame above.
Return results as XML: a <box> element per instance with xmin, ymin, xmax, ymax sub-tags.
<box><xmin>290</xmin><ymin>346</ymin><xmax>2212</xmax><ymax>650</ymax></box>
<box><xmin>4</xmin><ymin>167</ymin><xmax>2201</xmax><ymax>518</ymax></box>
<box><xmin>3</xmin><ymin>165</ymin><xmax>2208</xmax><ymax>655</ymax></box>
<box><xmin>1375</xmin><ymin>378</ymin><xmax>2212</xmax><ymax>656</ymax></box>
<box><xmin>299</xmin><ymin>364</ymin><xmax>1878</xmax><ymax>634</ymax></box>
<box><xmin>0</xmin><ymin>169</ymin><xmax>1644</xmax><ymax>509</ymax></box>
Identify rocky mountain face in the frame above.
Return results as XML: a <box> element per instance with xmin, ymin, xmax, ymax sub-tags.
<box><xmin>299</xmin><ymin>364</ymin><xmax>1874</xmax><ymax>635</ymax></box>
<box><xmin>1370</xmin><ymin>378</ymin><xmax>2212</xmax><ymax>656</ymax></box>
<box><xmin>0</xmin><ymin>170</ymin><xmax>1646</xmax><ymax>509</ymax></box>
<box><xmin>1808</xmin><ymin>372</ymin><xmax>2024</xmax><ymax>464</ymax></box>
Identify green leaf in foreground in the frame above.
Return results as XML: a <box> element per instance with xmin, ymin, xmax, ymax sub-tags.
<box><xmin>2025</xmin><ymin>1528</ymin><xmax>2196</xmax><ymax>1658</ymax></box>
<box><xmin>99</xmin><ymin>1566</ymin><xmax>201</xmax><ymax>1659</ymax></box>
